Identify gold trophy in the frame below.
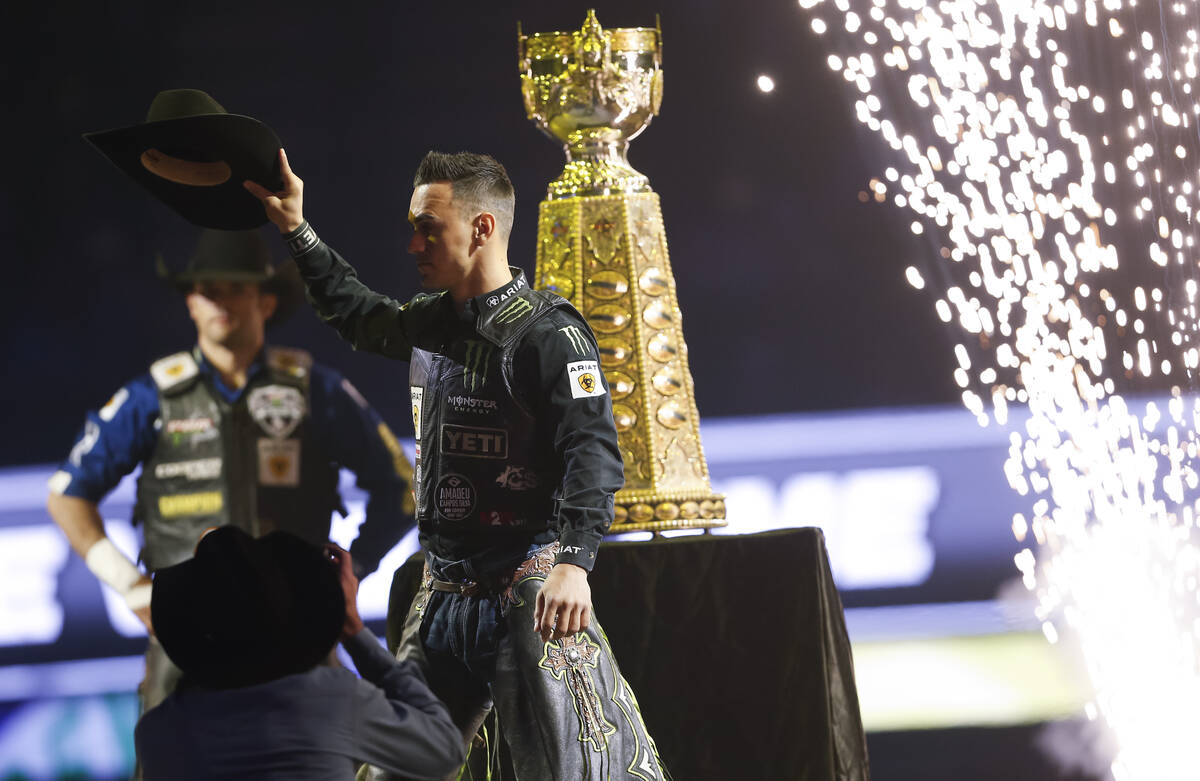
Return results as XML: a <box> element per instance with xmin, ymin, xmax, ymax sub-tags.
<box><xmin>520</xmin><ymin>10</ymin><xmax>726</xmax><ymax>532</ymax></box>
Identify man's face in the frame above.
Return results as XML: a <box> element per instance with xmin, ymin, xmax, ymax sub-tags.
<box><xmin>186</xmin><ymin>280</ymin><xmax>276</xmax><ymax>348</ymax></box>
<box><xmin>407</xmin><ymin>182</ymin><xmax>476</xmax><ymax>291</ymax></box>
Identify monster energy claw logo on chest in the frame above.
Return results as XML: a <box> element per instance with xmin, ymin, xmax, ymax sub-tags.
<box><xmin>462</xmin><ymin>340</ymin><xmax>494</xmax><ymax>392</ymax></box>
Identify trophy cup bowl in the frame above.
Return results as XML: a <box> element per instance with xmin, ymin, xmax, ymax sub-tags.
<box><xmin>519</xmin><ymin>10</ymin><xmax>663</xmax><ymax>199</ymax></box>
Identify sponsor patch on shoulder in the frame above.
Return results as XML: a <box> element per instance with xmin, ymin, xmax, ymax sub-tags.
<box><xmin>150</xmin><ymin>352</ymin><xmax>198</xmax><ymax>390</ymax></box>
<box><xmin>98</xmin><ymin>387</ymin><xmax>130</xmax><ymax>422</ymax></box>
<box><xmin>566</xmin><ymin>360</ymin><xmax>606</xmax><ymax>399</ymax></box>
<box><xmin>267</xmin><ymin>347</ymin><xmax>312</xmax><ymax>378</ymax></box>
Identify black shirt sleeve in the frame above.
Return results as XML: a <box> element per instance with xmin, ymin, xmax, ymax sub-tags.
<box><xmin>512</xmin><ymin>309</ymin><xmax>624</xmax><ymax>570</ymax></box>
<box><xmin>284</xmin><ymin>222</ymin><xmax>424</xmax><ymax>359</ymax></box>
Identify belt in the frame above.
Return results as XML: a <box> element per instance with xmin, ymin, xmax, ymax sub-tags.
<box><xmin>428</xmin><ymin>578</ymin><xmax>484</xmax><ymax>597</ymax></box>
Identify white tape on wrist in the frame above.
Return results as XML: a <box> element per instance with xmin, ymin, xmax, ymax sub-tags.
<box><xmin>124</xmin><ymin>582</ymin><xmax>153</xmax><ymax>611</ymax></box>
<box><xmin>85</xmin><ymin>537</ymin><xmax>143</xmax><ymax>594</ymax></box>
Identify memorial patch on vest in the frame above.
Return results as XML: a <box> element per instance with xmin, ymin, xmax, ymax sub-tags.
<box><xmin>435</xmin><ymin>474</ymin><xmax>476</xmax><ymax>521</ymax></box>
<box><xmin>442</xmin><ymin>424</ymin><xmax>508</xmax><ymax>459</ymax></box>
<box><xmin>247</xmin><ymin>385</ymin><xmax>305</xmax><ymax>439</ymax></box>
<box><xmin>257</xmin><ymin>439</ymin><xmax>300</xmax><ymax>486</ymax></box>
<box><xmin>411</xmin><ymin>387</ymin><xmax>424</xmax><ymax>439</ymax></box>
<box><xmin>153</xmin><ymin>458</ymin><xmax>222</xmax><ymax>481</ymax></box>
<box><xmin>158</xmin><ymin>491</ymin><xmax>223</xmax><ymax>517</ymax></box>
<box><xmin>567</xmin><ymin>360</ymin><xmax>607</xmax><ymax>399</ymax></box>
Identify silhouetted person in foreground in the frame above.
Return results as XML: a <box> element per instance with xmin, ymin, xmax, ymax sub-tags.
<box><xmin>135</xmin><ymin>527</ymin><xmax>464</xmax><ymax>780</ymax></box>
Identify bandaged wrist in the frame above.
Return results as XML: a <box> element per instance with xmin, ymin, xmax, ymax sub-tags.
<box><xmin>85</xmin><ymin>538</ymin><xmax>144</xmax><ymax>595</ymax></box>
<box><xmin>124</xmin><ymin>582</ymin><xmax>153</xmax><ymax>611</ymax></box>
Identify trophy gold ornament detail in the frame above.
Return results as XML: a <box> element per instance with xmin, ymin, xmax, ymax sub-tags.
<box><xmin>520</xmin><ymin>10</ymin><xmax>726</xmax><ymax>532</ymax></box>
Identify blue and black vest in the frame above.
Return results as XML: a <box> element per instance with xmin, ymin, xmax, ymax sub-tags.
<box><xmin>134</xmin><ymin>347</ymin><xmax>340</xmax><ymax>571</ymax></box>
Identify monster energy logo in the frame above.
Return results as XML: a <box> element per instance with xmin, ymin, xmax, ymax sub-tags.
<box><xmin>560</xmin><ymin>325</ymin><xmax>590</xmax><ymax>356</ymax></box>
<box><xmin>463</xmin><ymin>340</ymin><xmax>494</xmax><ymax>392</ymax></box>
<box><xmin>494</xmin><ymin>297</ymin><xmax>533</xmax><ymax>325</ymax></box>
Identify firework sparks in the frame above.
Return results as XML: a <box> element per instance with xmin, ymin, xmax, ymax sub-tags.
<box><xmin>798</xmin><ymin>0</ymin><xmax>1200</xmax><ymax>776</ymax></box>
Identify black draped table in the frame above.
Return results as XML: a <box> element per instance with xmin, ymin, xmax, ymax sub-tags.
<box><xmin>385</xmin><ymin>528</ymin><xmax>871</xmax><ymax>780</ymax></box>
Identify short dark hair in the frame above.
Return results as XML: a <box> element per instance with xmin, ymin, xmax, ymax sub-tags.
<box><xmin>413</xmin><ymin>151</ymin><xmax>515</xmax><ymax>238</ymax></box>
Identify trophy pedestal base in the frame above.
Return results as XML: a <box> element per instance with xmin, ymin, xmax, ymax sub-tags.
<box><xmin>612</xmin><ymin>491</ymin><xmax>727</xmax><ymax>532</ymax></box>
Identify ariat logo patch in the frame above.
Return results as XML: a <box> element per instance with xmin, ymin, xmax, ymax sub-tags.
<box><xmin>462</xmin><ymin>341</ymin><xmax>494</xmax><ymax>393</ymax></box>
<box><xmin>485</xmin><ymin>276</ymin><xmax>527</xmax><ymax>309</ymax></box>
<box><xmin>411</xmin><ymin>386</ymin><xmax>424</xmax><ymax>439</ymax></box>
<box><xmin>435</xmin><ymin>474</ymin><xmax>476</xmax><ymax>521</ymax></box>
<box><xmin>494</xmin><ymin>297</ymin><xmax>533</xmax><ymax>325</ymax></box>
<box><xmin>559</xmin><ymin>325</ymin><xmax>591</xmax><ymax>357</ymax></box>
<box><xmin>566</xmin><ymin>360</ymin><xmax>606</xmax><ymax>399</ymax></box>
<box><xmin>158</xmin><ymin>491</ymin><xmax>223</xmax><ymax>518</ymax></box>
<box><xmin>442</xmin><ymin>424</ymin><xmax>508</xmax><ymax>459</ymax></box>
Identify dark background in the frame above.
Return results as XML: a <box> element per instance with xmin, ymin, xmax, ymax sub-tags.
<box><xmin>2</xmin><ymin>0</ymin><xmax>958</xmax><ymax>469</ymax></box>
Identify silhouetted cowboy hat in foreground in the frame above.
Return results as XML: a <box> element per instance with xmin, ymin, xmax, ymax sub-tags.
<box><xmin>151</xmin><ymin>527</ymin><xmax>345</xmax><ymax>690</ymax></box>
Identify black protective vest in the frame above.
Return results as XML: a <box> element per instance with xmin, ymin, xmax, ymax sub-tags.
<box><xmin>134</xmin><ymin>347</ymin><xmax>339</xmax><ymax>571</ymax></box>
<box><xmin>410</xmin><ymin>288</ymin><xmax>570</xmax><ymax>559</ymax></box>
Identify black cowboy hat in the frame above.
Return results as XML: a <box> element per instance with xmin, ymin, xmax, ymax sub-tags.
<box><xmin>84</xmin><ymin>89</ymin><xmax>282</xmax><ymax>230</ymax></box>
<box><xmin>157</xmin><ymin>228</ymin><xmax>304</xmax><ymax>327</ymax></box>
<box><xmin>151</xmin><ymin>527</ymin><xmax>345</xmax><ymax>690</ymax></box>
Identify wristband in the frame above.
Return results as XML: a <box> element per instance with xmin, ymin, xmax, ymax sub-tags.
<box><xmin>85</xmin><ymin>537</ymin><xmax>144</xmax><ymax>595</ymax></box>
<box><xmin>285</xmin><ymin>221</ymin><xmax>319</xmax><ymax>257</ymax></box>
